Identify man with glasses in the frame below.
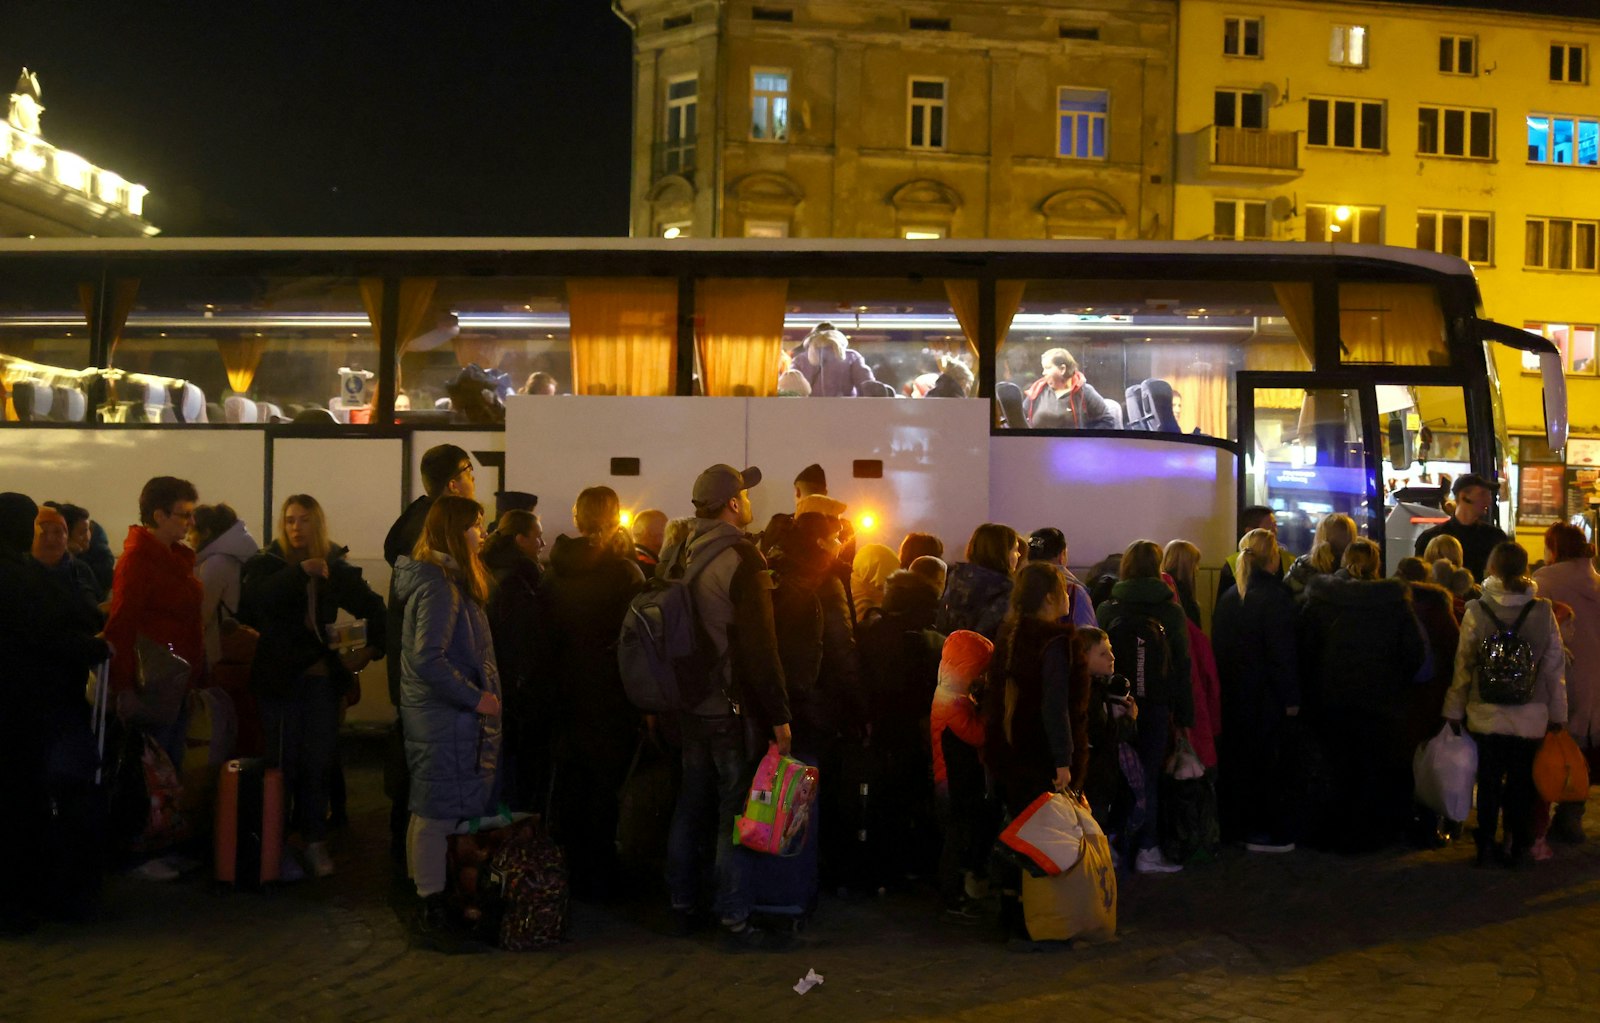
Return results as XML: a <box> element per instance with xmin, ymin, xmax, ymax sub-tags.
<box><xmin>1413</xmin><ymin>473</ymin><xmax>1509</xmax><ymax>581</ymax></box>
<box><xmin>380</xmin><ymin>444</ymin><xmax>475</xmax><ymax>862</ymax></box>
<box><xmin>103</xmin><ymin>476</ymin><xmax>205</xmax><ymax>879</ymax></box>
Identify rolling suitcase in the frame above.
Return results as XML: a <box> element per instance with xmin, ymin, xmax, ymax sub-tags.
<box><xmin>214</xmin><ymin>758</ymin><xmax>284</xmax><ymax>888</ymax></box>
<box><xmin>745</xmin><ymin>752</ymin><xmax>820</xmax><ymax>929</ymax></box>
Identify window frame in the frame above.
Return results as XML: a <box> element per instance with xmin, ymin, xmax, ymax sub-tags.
<box><xmin>743</xmin><ymin>219</ymin><xmax>791</xmax><ymax>239</ymax></box>
<box><xmin>1306</xmin><ymin>96</ymin><xmax>1386</xmax><ymax>152</ymax></box>
<box><xmin>1305</xmin><ymin>203</ymin><xmax>1383</xmax><ymax>244</ymax></box>
<box><xmin>1214</xmin><ymin>88</ymin><xmax>1267</xmax><ymax>130</ymax></box>
<box><xmin>1212</xmin><ymin>198</ymin><xmax>1270</xmax><ymax>240</ymax></box>
<box><xmin>1056</xmin><ymin>86</ymin><xmax>1110</xmax><ymax>161</ymax></box>
<box><xmin>662</xmin><ymin>74</ymin><xmax>699</xmax><ymax>174</ymax></box>
<box><xmin>907</xmin><ymin>76</ymin><xmax>948</xmax><ymax>151</ymax></box>
<box><xmin>1438</xmin><ymin>34</ymin><xmax>1476</xmax><ymax>76</ymax></box>
<box><xmin>1524</xmin><ymin>215</ymin><xmax>1600</xmax><ymax>271</ymax></box>
<box><xmin>750</xmin><ymin>67</ymin><xmax>791</xmax><ymax>143</ymax></box>
<box><xmin>1526</xmin><ymin>112</ymin><xmax>1600</xmax><ymax>167</ymax></box>
<box><xmin>1416</xmin><ymin>104</ymin><xmax>1495</xmax><ymax>160</ymax></box>
<box><xmin>1551</xmin><ymin>43</ymin><xmax>1588</xmax><ymax>84</ymax></box>
<box><xmin>1223</xmin><ymin>16</ymin><xmax>1263</xmax><ymax>58</ymax></box>
<box><xmin>1329</xmin><ymin>24</ymin><xmax>1369</xmax><ymax>68</ymax></box>
<box><xmin>1522</xmin><ymin>321</ymin><xmax>1599</xmax><ymax>376</ymax></box>
<box><xmin>1416</xmin><ymin>209</ymin><xmax>1493</xmax><ymax>265</ymax></box>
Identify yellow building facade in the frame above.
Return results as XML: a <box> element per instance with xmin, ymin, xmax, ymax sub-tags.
<box><xmin>620</xmin><ymin>0</ymin><xmax>1177</xmax><ymax>242</ymax></box>
<box><xmin>1174</xmin><ymin>0</ymin><xmax>1600</xmax><ymax>547</ymax></box>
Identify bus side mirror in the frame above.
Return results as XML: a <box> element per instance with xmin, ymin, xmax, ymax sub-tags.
<box><xmin>1539</xmin><ymin>350</ymin><xmax>1568</xmax><ymax>454</ymax></box>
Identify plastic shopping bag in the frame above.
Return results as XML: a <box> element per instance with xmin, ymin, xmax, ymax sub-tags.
<box><xmin>1413</xmin><ymin>723</ymin><xmax>1477</xmax><ymax>823</ymax></box>
<box><xmin>999</xmin><ymin>791</ymin><xmax>1103</xmax><ymax>877</ymax></box>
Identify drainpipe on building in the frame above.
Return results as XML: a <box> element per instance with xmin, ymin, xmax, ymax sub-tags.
<box><xmin>609</xmin><ymin>1</ymin><xmax>636</xmax><ymax>29</ymax></box>
<box><xmin>713</xmin><ymin>1</ymin><xmax>727</xmax><ymax>236</ymax></box>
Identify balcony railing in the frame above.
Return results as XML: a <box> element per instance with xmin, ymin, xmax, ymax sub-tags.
<box><xmin>2</xmin><ymin>122</ymin><xmax>149</xmax><ymax>215</ymax></box>
<box><xmin>652</xmin><ymin>140</ymin><xmax>696</xmax><ymax>180</ymax></box>
<box><xmin>1211</xmin><ymin>126</ymin><xmax>1299</xmax><ymax>172</ymax></box>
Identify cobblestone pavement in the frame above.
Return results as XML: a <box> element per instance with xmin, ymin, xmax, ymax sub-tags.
<box><xmin>6</xmin><ymin>736</ymin><xmax>1600</xmax><ymax>1023</ymax></box>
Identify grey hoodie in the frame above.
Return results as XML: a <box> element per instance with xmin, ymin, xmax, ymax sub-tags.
<box><xmin>196</xmin><ymin>519</ymin><xmax>259</xmax><ymax>666</ymax></box>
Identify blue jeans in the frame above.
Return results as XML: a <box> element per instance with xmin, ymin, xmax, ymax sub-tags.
<box><xmin>667</xmin><ymin>713</ymin><xmax>754</xmax><ymax>924</ymax></box>
<box><xmin>1134</xmin><ymin>702</ymin><xmax>1171</xmax><ymax>852</ymax></box>
<box><xmin>260</xmin><ymin>675</ymin><xmax>344</xmax><ymax>843</ymax></box>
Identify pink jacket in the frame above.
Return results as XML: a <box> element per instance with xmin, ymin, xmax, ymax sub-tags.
<box><xmin>1186</xmin><ymin>620</ymin><xmax>1222</xmax><ymax>767</ymax></box>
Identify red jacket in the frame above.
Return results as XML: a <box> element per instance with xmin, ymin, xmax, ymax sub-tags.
<box><xmin>103</xmin><ymin>526</ymin><xmax>205</xmax><ymax>694</ymax></box>
<box><xmin>931</xmin><ymin>688</ymin><xmax>986</xmax><ymax>791</ymax></box>
<box><xmin>1185</xmin><ymin>621</ymin><xmax>1222</xmax><ymax>768</ymax></box>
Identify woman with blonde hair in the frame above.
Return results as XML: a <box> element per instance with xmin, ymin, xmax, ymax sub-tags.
<box><xmin>1211</xmin><ymin>527</ymin><xmax>1301</xmax><ymax>852</ymax></box>
<box><xmin>1424</xmin><ymin>533</ymin><xmax>1465</xmax><ymax>568</ymax></box>
<box><xmin>1287</xmin><ymin>513</ymin><xmax>1358</xmax><ymax>597</ymax></box>
<box><xmin>239</xmin><ymin>494</ymin><xmax>385</xmax><ymax>880</ymax></box>
<box><xmin>1161</xmin><ymin>539</ymin><xmax>1203</xmax><ymax>627</ymax></box>
<box><xmin>851</xmin><ymin>543</ymin><xmax>902</xmax><ymax>621</ymax></box>
<box><xmin>393</xmin><ymin>495</ymin><xmax>501</xmax><ymax>948</ymax></box>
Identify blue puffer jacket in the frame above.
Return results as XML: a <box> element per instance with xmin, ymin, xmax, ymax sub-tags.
<box><xmin>395</xmin><ymin>554</ymin><xmax>502</xmax><ymax>821</ymax></box>
<box><xmin>936</xmin><ymin>561</ymin><xmax>1013</xmax><ymax>641</ymax></box>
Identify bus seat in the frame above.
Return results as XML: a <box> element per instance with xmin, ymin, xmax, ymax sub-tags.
<box><xmin>1123</xmin><ymin>380</ymin><xmax>1180</xmax><ymax>433</ymax></box>
<box><xmin>206</xmin><ymin>402</ymin><xmax>225</xmax><ymax>424</ymax></box>
<box><xmin>995</xmin><ymin>381</ymin><xmax>1027</xmax><ymax>428</ymax></box>
<box><xmin>257</xmin><ymin>402</ymin><xmax>285</xmax><ymax>423</ymax></box>
<box><xmin>859</xmin><ymin>380</ymin><xmax>897</xmax><ymax>397</ymax></box>
<box><xmin>12</xmin><ymin>381</ymin><xmax>50</xmax><ymax>421</ymax></box>
<box><xmin>53</xmin><ymin>385</ymin><xmax>88</xmax><ymax>422</ymax></box>
<box><xmin>224</xmin><ymin>395</ymin><xmax>259</xmax><ymax>423</ymax></box>
<box><xmin>165</xmin><ymin>382</ymin><xmax>205</xmax><ymax>423</ymax></box>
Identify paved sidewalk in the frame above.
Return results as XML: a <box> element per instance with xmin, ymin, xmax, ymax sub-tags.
<box><xmin>6</xmin><ymin>737</ymin><xmax>1600</xmax><ymax>1023</ymax></box>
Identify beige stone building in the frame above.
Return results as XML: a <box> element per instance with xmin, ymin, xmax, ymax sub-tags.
<box><xmin>618</xmin><ymin>0</ymin><xmax>1175</xmax><ymax>241</ymax></box>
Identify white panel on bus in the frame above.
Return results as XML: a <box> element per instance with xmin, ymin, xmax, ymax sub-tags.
<box><xmin>746</xmin><ymin>397</ymin><xmax>991</xmax><ymax>551</ymax></box>
<box><xmin>504</xmin><ymin>397</ymin><xmax>748</xmax><ymax>536</ymax></box>
<box><xmin>989</xmin><ymin>434</ymin><xmax>1237</xmax><ymax>572</ymax></box>
<box><xmin>0</xmin><ymin>429</ymin><xmax>267</xmax><ymax>546</ymax></box>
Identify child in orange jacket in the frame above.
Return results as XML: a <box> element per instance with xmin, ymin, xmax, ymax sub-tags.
<box><xmin>931</xmin><ymin>629</ymin><xmax>995</xmax><ymax>917</ymax></box>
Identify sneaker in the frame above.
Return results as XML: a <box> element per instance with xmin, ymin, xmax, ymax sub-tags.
<box><xmin>129</xmin><ymin>858</ymin><xmax>181</xmax><ymax>882</ymax></box>
<box><xmin>1245</xmin><ymin>839</ymin><xmax>1296</xmax><ymax>854</ymax></box>
<box><xmin>720</xmin><ymin>922</ymin><xmax>793</xmax><ymax>953</ymax></box>
<box><xmin>963</xmin><ymin>872</ymin><xmax>990</xmax><ymax>900</ymax></box>
<box><xmin>278</xmin><ymin>849</ymin><xmax>306</xmax><ymax>883</ymax></box>
<box><xmin>1134</xmin><ymin>848</ymin><xmax>1183</xmax><ymax>874</ymax></box>
<box><xmin>305</xmin><ymin>842</ymin><xmax>335</xmax><ymax>878</ymax></box>
<box><xmin>1531</xmin><ymin>837</ymin><xmax>1555</xmax><ymax>862</ymax></box>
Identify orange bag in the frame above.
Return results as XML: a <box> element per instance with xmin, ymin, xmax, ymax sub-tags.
<box><xmin>1534</xmin><ymin>729</ymin><xmax>1590</xmax><ymax>803</ymax></box>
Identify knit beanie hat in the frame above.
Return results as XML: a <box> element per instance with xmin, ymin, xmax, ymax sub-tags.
<box><xmin>938</xmin><ymin>629</ymin><xmax>994</xmax><ymax>691</ymax></box>
<box><xmin>795</xmin><ymin>493</ymin><xmax>846</xmax><ymax>519</ymax></box>
<box><xmin>0</xmin><ymin>492</ymin><xmax>39</xmax><ymax>554</ymax></box>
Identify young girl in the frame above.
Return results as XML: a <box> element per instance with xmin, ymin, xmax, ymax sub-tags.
<box><xmin>930</xmin><ymin>629</ymin><xmax>994</xmax><ymax>918</ymax></box>
<box><xmin>393</xmin><ymin>496</ymin><xmax>503</xmax><ymax>947</ymax></box>
<box><xmin>1079</xmin><ymin>627</ymin><xmax>1142</xmax><ymax>858</ymax></box>
<box><xmin>1444</xmin><ymin>542</ymin><xmax>1568</xmax><ymax>868</ymax></box>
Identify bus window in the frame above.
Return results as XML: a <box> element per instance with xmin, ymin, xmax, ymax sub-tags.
<box><xmin>774</xmin><ymin>278</ymin><xmax>974</xmax><ymax>398</ymax></box>
<box><xmin>1376</xmin><ymin>384</ymin><xmax>1471</xmax><ymax>503</ymax></box>
<box><xmin>1338</xmin><ymin>283</ymin><xmax>1449</xmax><ymax>366</ymax></box>
<box><xmin>112</xmin><ymin>276</ymin><xmax>376</xmax><ymax>425</ymax></box>
<box><xmin>998</xmin><ymin>279</ymin><xmax>1312</xmax><ymax>437</ymax></box>
<box><xmin>1244</xmin><ymin>385</ymin><xmax>1375</xmax><ymax>555</ymax></box>
<box><xmin>0</xmin><ymin>270</ymin><xmax>94</xmax><ymax>423</ymax></box>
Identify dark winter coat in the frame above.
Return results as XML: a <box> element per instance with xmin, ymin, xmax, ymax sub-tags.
<box><xmin>238</xmin><ymin>541</ymin><xmax>387</xmax><ymax>700</ymax></box>
<box><xmin>856</xmin><ymin>573</ymin><xmax>944</xmax><ymax>744</ymax></box>
<box><xmin>384</xmin><ymin>494</ymin><xmax>434</xmax><ymax>705</ymax></box>
<box><xmin>81</xmin><ymin>520</ymin><xmax>115</xmax><ymax>601</ymax></box>
<box><xmin>768</xmin><ymin>536</ymin><xmax>862</xmax><ymax>743</ymax></box>
<box><xmin>1298</xmin><ymin>576</ymin><xmax>1426</xmax><ymax>719</ymax></box>
<box><xmin>1404</xmin><ymin>582</ymin><xmax>1461</xmax><ymax>751</ymax></box>
<box><xmin>1095</xmin><ymin>576</ymin><xmax>1195</xmax><ymax>726</ymax></box>
<box><xmin>936</xmin><ymin>561</ymin><xmax>1013</xmax><ymax>640</ymax></box>
<box><xmin>481</xmin><ymin>539</ymin><xmax>544</xmax><ymax>716</ymax></box>
<box><xmin>394</xmin><ymin>555</ymin><xmax>502</xmax><ymax>820</ymax></box>
<box><xmin>539</xmin><ymin>534</ymin><xmax>645</xmax><ymax>751</ymax></box>
<box><xmin>2</xmin><ymin>549</ymin><xmax>109</xmax><ymax>735</ymax></box>
<box><xmin>986</xmin><ymin>616</ymin><xmax>1087</xmax><ymax>815</ymax></box>
<box><xmin>1212</xmin><ymin>569</ymin><xmax>1301</xmax><ymax>726</ymax></box>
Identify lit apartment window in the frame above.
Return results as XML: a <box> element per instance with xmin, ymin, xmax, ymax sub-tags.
<box><xmin>1551</xmin><ymin>43</ymin><xmax>1587</xmax><ymax>83</ymax></box>
<box><xmin>903</xmin><ymin>226</ymin><xmax>947</xmax><ymax>239</ymax></box>
<box><xmin>1417</xmin><ymin>105</ymin><xmax>1493</xmax><ymax>159</ymax></box>
<box><xmin>1223</xmin><ymin>16</ymin><xmax>1262</xmax><ymax>58</ymax></box>
<box><xmin>1306</xmin><ymin>203</ymin><xmax>1382</xmax><ymax>243</ymax></box>
<box><xmin>1307</xmin><ymin>97</ymin><xmax>1384</xmax><ymax>151</ymax></box>
<box><xmin>1439</xmin><ymin>35</ymin><xmax>1476</xmax><ymax>75</ymax></box>
<box><xmin>1215</xmin><ymin>89</ymin><xmax>1266</xmax><ymax>129</ymax></box>
<box><xmin>744</xmin><ymin>219</ymin><xmax>790</xmax><ymax>238</ymax></box>
<box><xmin>1416</xmin><ymin>210</ymin><xmax>1492</xmax><ymax>264</ymax></box>
<box><xmin>1329</xmin><ymin>25</ymin><xmax>1368</xmax><ymax>67</ymax></box>
<box><xmin>1525</xmin><ymin>216</ymin><xmax>1599</xmax><ymax>271</ymax></box>
<box><xmin>751</xmin><ymin>69</ymin><xmax>789</xmax><ymax>141</ymax></box>
<box><xmin>1527</xmin><ymin>113</ymin><xmax>1600</xmax><ymax>166</ymax></box>
<box><xmin>662</xmin><ymin>76</ymin><xmax>698</xmax><ymax>174</ymax></box>
<box><xmin>1057</xmin><ymin>88</ymin><xmax>1109</xmax><ymax>160</ymax></box>
<box><xmin>1522</xmin><ymin>322</ymin><xmax>1598</xmax><ymax>375</ymax></box>
<box><xmin>908</xmin><ymin>78</ymin><xmax>947</xmax><ymax>149</ymax></box>
<box><xmin>1213</xmin><ymin>199</ymin><xmax>1268</xmax><ymax>240</ymax></box>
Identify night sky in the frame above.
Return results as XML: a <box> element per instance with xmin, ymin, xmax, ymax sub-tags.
<box><xmin>2</xmin><ymin>1</ymin><xmax>634</xmax><ymax>236</ymax></box>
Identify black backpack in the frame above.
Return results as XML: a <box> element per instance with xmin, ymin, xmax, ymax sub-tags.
<box><xmin>616</xmin><ymin>533</ymin><xmax>743</xmax><ymax>713</ymax></box>
<box><xmin>1103</xmin><ymin>606</ymin><xmax>1172</xmax><ymax>701</ymax></box>
<box><xmin>1475</xmin><ymin>601</ymin><xmax>1539</xmax><ymax>706</ymax></box>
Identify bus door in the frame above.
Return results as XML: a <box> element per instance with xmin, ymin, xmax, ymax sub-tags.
<box><xmin>1237</xmin><ymin>372</ymin><xmax>1381</xmax><ymax>557</ymax></box>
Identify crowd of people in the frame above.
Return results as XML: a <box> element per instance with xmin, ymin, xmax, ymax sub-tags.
<box><xmin>1</xmin><ymin>452</ymin><xmax>1595</xmax><ymax>954</ymax></box>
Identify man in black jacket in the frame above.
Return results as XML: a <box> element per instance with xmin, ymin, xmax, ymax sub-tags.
<box><xmin>1413</xmin><ymin>473</ymin><xmax>1508</xmax><ymax>581</ymax></box>
<box><xmin>380</xmin><ymin>444</ymin><xmax>474</xmax><ymax>860</ymax></box>
<box><xmin>665</xmin><ymin>464</ymin><xmax>792</xmax><ymax>950</ymax></box>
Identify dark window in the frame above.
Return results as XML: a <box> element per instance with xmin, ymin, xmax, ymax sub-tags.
<box><xmin>910</xmin><ymin>17</ymin><xmax>951</xmax><ymax>31</ymax></box>
<box><xmin>1334</xmin><ymin>102</ymin><xmax>1357</xmax><ymax>148</ymax></box>
<box><xmin>1308</xmin><ymin>99</ymin><xmax>1329</xmax><ymax>145</ymax></box>
<box><xmin>1060</xmin><ymin>25</ymin><xmax>1099</xmax><ymax>40</ymax></box>
<box><xmin>752</xmin><ymin>7</ymin><xmax>794</xmax><ymax>22</ymax></box>
<box><xmin>1469</xmin><ymin>111</ymin><xmax>1492</xmax><ymax>158</ymax></box>
<box><xmin>663</xmin><ymin>14</ymin><xmax>691</xmax><ymax>29</ymax></box>
<box><xmin>1360</xmin><ymin>102</ymin><xmax>1384</xmax><ymax>150</ymax></box>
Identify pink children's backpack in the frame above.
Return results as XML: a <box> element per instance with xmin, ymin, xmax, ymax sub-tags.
<box><xmin>734</xmin><ymin>743</ymin><xmax>819</xmax><ymax>856</ymax></box>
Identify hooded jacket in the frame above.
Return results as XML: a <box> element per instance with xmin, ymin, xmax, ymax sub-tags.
<box><xmin>238</xmin><ymin>540</ymin><xmax>386</xmax><ymax>700</ymax></box>
<box><xmin>1095</xmin><ymin>576</ymin><xmax>1195</xmax><ymax>726</ymax></box>
<box><xmin>858</xmin><ymin>573</ymin><xmax>945</xmax><ymax>742</ymax></box>
<box><xmin>539</xmin><ymin>534</ymin><xmax>645</xmax><ymax>748</ymax></box>
<box><xmin>481</xmin><ymin>536</ymin><xmax>545</xmax><ymax>722</ymax></box>
<box><xmin>1022</xmin><ymin>371</ymin><xmax>1116</xmax><ymax>429</ymax></box>
<box><xmin>986</xmin><ymin>617</ymin><xmax>1087</xmax><ymax>814</ymax></box>
<box><xmin>394</xmin><ymin>554</ymin><xmax>502</xmax><ymax>820</ymax></box>
<box><xmin>1443</xmin><ymin>578</ymin><xmax>1567</xmax><ymax>739</ymax></box>
<box><xmin>1212</xmin><ymin>568</ymin><xmax>1300</xmax><ymax>722</ymax></box>
<box><xmin>196</xmin><ymin>519</ymin><xmax>259</xmax><ymax>667</ymax></box>
<box><xmin>384</xmin><ymin>494</ymin><xmax>435</xmax><ymax>704</ymax></box>
<box><xmin>1298</xmin><ymin>576</ymin><xmax>1426</xmax><ymax>717</ymax></box>
<box><xmin>790</xmin><ymin>327</ymin><xmax>876</xmax><ymax>398</ymax></box>
<box><xmin>850</xmin><ymin>544</ymin><xmax>901</xmax><ymax>622</ymax></box>
<box><xmin>768</xmin><ymin>534</ymin><xmax>861</xmax><ymax>741</ymax></box>
<box><xmin>1534</xmin><ymin>558</ymin><xmax>1600</xmax><ymax>746</ymax></box>
<box><xmin>1405</xmin><ymin>581</ymin><xmax>1462</xmax><ymax>750</ymax></box>
<box><xmin>936</xmin><ymin>561</ymin><xmax>1013</xmax><ymax>641</ymax></box>
<box><xmin>103</xmin><ymin>525</ymin><xmax>205</xmax><ymax>694</ymax></box>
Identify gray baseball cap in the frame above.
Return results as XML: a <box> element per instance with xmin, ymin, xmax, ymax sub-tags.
<box><xmin>693</xmin><ymin>464</ymin><xmax>762</xmax><ymax>509</ymax></box>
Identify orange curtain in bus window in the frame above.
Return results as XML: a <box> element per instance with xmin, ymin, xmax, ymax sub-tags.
<box><xmin>78</xmin><ymin>279</ymin><xmax>140</xmax><ymax>364</ymax></box>
<box><xmin>568</xmin><ymin>278</ymin><xmax>677</xmax><ymax>396</ymax></box>
<box><xmin>360</xmin><ymin>277</ymin><xmax>438</xmax><ymax>394</ymax></box>
<box><xmin>695</xmin><ymin>279</ymin><xmax>787</xmax><ymax>397</ymax></box>
<box><xmin>1250</xmin><ymin>283</ymin><xmax>1317</xmax><ymax>410</ymax></box>
<box><xmin>1151</xmin><ymin>344</ymin><xmax>1229</xmax><ymax>438</ymax></box>
<box><xmin>216</xmin><ymin>336</ymin><xmax>268</xmax><ymax>394</ymax></box>
<box><xmin>1338</xmin><ymin>284</ymin><xmax>1448</xmax><ymax>366</ymax></box>
<box><xmin>946</xmin><ymin>279</ymin><xmax>1026</xmax><ymax>365</ymax></box>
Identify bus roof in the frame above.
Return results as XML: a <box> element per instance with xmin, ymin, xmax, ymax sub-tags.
<box><xmin>0</xmin><ymin>237</ymin><xmax>1477</xmax><ymax>278</ymax></box>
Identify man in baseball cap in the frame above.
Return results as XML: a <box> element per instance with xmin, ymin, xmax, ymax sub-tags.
<box><xmin>692</xmin><ymin>464</ymin><xmax>762</xmax><ymax>518</ymax></box>
<box><xmin>1414</xmin><ymin>472</ymin><xmax>1508</xmax><ymax>580</ymax></box>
